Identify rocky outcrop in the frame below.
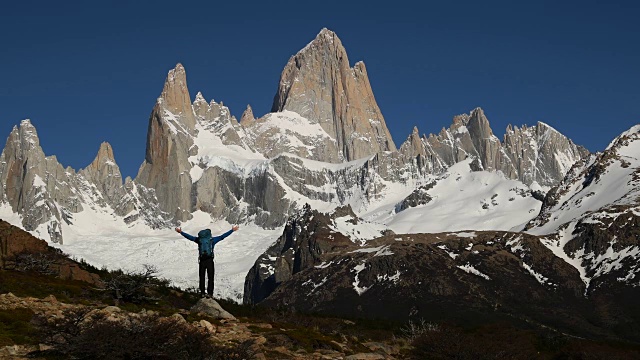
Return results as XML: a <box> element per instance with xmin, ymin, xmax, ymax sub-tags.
<box><xmin>244</xmin><ymin>204</ymin><xmax>382</xmax><ymax>305</ymax></box>
<box><xmin>269</xmin><ymin>28</ymin><xmax>396</xmax><ymax>162</ymax></box>
<box><xmin>0</xmin><ymin>220</ymin><xmax>100</xmax><ymax>284</ymax></box>
<box><xmin>0</xmin><ymin>219</ymin><xmax>48</xmax><ymax>268</ymax></box>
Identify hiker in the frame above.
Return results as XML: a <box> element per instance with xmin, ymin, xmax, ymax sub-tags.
<box><xmin>175</xmin><ymin>225</ymin><xmax>239</xmax><ymax>298</ymax></box>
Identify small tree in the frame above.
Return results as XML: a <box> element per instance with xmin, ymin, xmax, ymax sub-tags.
<box><xmin>102</xmin><ymin>264</ymin><xmax>169</xmax><ymax>304</ymax></box>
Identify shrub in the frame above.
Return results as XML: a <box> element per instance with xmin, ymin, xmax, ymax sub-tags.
<box><xmin>10</xmin><ymin>249</ymin><xmax>67</xmax><ymax>275</ymax></box>
<box><xmin>35</xmin><ymin>307</ymin><xmax>254</xmax><ymax>360</ymax></box>
<box><xmin>0</xmin><ymin>308</ymin><xmax>37</xmax><ymax>346</ymax></box>
<box><xmin>102</xmin><ymin>264</ymin><xmax>170</xmax><ymax>304</ymax></box>
<box><xmin>398</xmin><ymin>318</ymin><xmax>438</xmax><ymax>342</ymax></box>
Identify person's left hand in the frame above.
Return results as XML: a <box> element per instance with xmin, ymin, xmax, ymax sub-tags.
<box><xmin>232</xmin><ymin>225</ymin><xmax>239</xmax><ymax>231</ymax></box>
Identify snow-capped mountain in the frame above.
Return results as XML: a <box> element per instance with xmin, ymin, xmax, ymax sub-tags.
<box><xmin>525</xmin><ymin>125</ymin><xmax>640</xmax><ymax>292</ymax></box>
<box><xmin>243</xmin><ymin>126</ymin><xmax>640</xmax><ymax>342</ymax></box>
<box><xmin>0</xmin><ymin>28</ymin><xmax>601</xmax><ymax>304</ymax></box>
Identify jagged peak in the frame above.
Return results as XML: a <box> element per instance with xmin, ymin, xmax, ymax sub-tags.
<box><xmin>318</xmin><ymin>27</ymin><xmax>333</xmax><ymax>36</ymax></box>
<box><xmin>467</xmin><ymin>107</ymin><xmax>491</xmax><ymax>128</ymax></box>
<box><xmin>299</xmin><ymin>28</ymin><xmax>339</xmax><ymax>54</ymax></box>
<box><xmin>15</xmin><ymin>119</ymin><xmax>40</xmax><ymax>144</ymax></box>
<box><xmin>240</xmin><ymin>105</ymin><xmax>255</xmax><ymax>126</ymax></box>
<box><xmin>452</xmin><ymin>114</ymin><xmax>470</xmax><ymax>126</ymax></box>
<box><xmin>194</xmin><ymin>91</ymin><xmax>206</xmax><ymax>103</ymax></box>
<box><xmin>20</xmin><ymin>119</ymin><xmax>34</xmax><ymax>128</ymax></box>
<box><xmin>158</xmin><ymin>63</ymin><xmax>191</xmax><ymax>112</ymax></box>
<box><xmin>84</xmin><ymin>141</ymin><xmax>118</xmax><ymax>172</ymax></box>
<box><xmin>606</xmin><ymin>124</ymin><xmax>640</xmax><ymax>151</ymax></box>
<box><xmin>470</xmin><ymin>107</ymin><xmax>485</xmax><ymax>117</ymax></box>
<box><xmin>536</xmin><ymin>121</ymin><xmax>560</xmax><ymax>133</ymax></box>
<box><xmin>97</xmin><ymin>141</ymin><xmax>115</xmax><ymax>160</ymax></box>
<box><xmin>412</xmin><ymin>126</ymin><xmax>420</xmax><ymax>135</ymax></box>
<box><xmin>167</xmin><ymin>63</ymin><xmax>186</xmax><ymax>81</ymax></box>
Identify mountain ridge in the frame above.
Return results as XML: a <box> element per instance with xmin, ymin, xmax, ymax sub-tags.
<box><xmin>0</xmin><ymin>28</ymin><xmax>606</xmax><ymax>305</ymax></box>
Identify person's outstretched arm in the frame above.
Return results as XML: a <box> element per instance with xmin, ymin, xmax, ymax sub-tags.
<box><xmin>213</xmin><ymin>225</ymin><xmax>239</xmax><ymax>244</ymax></box>
<box><xmin>175</xmin><ymin>227</ymin><xmax>197</xmax><ymax>242</ymax></box>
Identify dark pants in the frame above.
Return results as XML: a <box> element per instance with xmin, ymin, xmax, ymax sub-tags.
<box><xmin>199</xmin><ymin>255</ymin><xmax>214</xmax><ymax>296</ymax></box>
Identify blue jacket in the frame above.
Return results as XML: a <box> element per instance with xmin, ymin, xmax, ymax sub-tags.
<box><xmin>180</xmin><ymin>228</ymin><xmax>234</xmax><ymax>257</ymax></box>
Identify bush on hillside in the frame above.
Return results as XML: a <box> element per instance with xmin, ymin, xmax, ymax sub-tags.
<box><xmin>35</xmin><ymin>307</ymin><xmax>254</xmax><ymax>360</ymax></box>
<box><xmin>10</xmin><ymin>248</ymin><xmax>67</xmax><ymax>275</ymax></box>
<box><xmin>102</xmin><ymin>264</ymin><xmax>169</xmax><ymax>304</ymax></box>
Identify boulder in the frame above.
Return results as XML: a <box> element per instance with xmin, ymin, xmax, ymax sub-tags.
<box><xmin>190</xmin><ymin>298</ymin><xmax>236</xmax><ymax>320</ymax></box>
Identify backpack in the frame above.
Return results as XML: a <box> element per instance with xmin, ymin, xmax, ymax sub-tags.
<box><xmin>197</xmin><ymin>229</ymin><xmax>214</xmax><ymax>257</ymax></box>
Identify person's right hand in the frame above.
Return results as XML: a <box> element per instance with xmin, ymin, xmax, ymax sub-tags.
<box><xmin>175</xmin><ymin>227</ymin><xmax>181</xmax><ymax>233</ymax></box>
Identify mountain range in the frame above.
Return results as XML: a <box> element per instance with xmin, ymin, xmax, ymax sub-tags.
<box><xmin>1</xmin><ymin>28</ymin><xmax>638</xmax><ymax>341</ymax></box>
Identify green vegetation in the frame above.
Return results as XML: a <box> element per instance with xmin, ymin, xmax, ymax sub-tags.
<box><xmin>0</xmin><ymin>270</ymin><xmax>101</xmax><ymax>303</ymax></box>
<box><xmin>0</xmin><ymin>308</ymin><xmax>37</xmax><ymax>346</ymax></box>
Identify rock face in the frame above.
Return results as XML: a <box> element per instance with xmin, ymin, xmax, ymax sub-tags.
<box><xmin>399</xmin><ymin>108</ymin><xmax>589</xmax><ymax>187</ymax></box>
<box><xmin>244</xmin><ymin>204</ymin><xmax>355</xmax><ymax>305</ymax></box>
<box><xmin>136</xmin><ymin>64</ymin><xmax>196</xmax><ymax>222</ymax></box>
<box><xmin>0</xmin><ymin>120</ymin><xmax>83</xmax><ymax>243</ymax></box>
<box><xmin>79</xmin><ymin>142</ymin><xmax>123</xmax><ymax>205</ymax></box>
<box><xmin>0</xmin><ymin>220</ymin><xmax>100</xmax><ymax>285</ymax></box>
<box><xmin>268</xmin><ymin>28</ymin><xmax>396</xmax><ymax>162</ymax></box>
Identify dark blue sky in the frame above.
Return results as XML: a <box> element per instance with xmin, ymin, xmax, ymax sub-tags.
<box><xmin>1</xmin><ymin>0</ymin><xmax>638</xmax><ymax>179</ymax></box>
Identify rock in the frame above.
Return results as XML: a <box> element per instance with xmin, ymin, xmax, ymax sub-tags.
<box><xmin>363</xmin><ymin>342</ymin><xmax>394</xmax><ymax>354</ymax></box>
<box><xmin>170</xmin><ymin>313</ymin><xmax>187</xmax><ymax>324</ymax></box>
<box><xmin>345</xmin><ymin>353</ymin><xmax>385</xmax><ymax>360</ymax></box>
<box><xmin>42</xmin><ymin>294</ymin><xmax>57</xmax><ymax>303</ymax></box>
<box><xmin>190</xmin><ymin>298</ymin><xmax>236</xmax><ymax>320</ymax></box>
<box><xmin>102</xmin><ymin>306</ymin><xmax>121</xmax><ymax>314</ymax></box>
<box><xmin>252</xmin><ymin>335</ymin><xmax>267</xmax><ymax>346</ymax></box>
<box><xmin>199</xmin><ymin>319</ymin><xmax>216</xmax><ymax>333</ymax></box>
<box><xmin>330</xmin><ymin>340</ymin><xmax>348</xmax><ymax>352</ymax></box>
<box><xmin>252</xmin><ymin>353</ymin><xmax>267</xmax><ymax>360</ymax></box>
<box><xmin>251</xmin><ymin>323</ymin><xmax>272</xmax><ymax>329</ymax></box>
